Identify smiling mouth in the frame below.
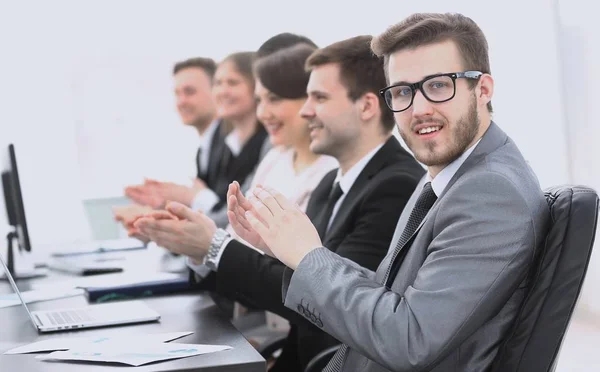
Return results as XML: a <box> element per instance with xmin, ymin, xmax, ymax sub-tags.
<box><xmin>309</xmin><ymin>125</ymin><xmax>323</xmax><ymax>136</ymax></box>
<box><xmin>265</xmin><ymin>122</ymin><xmax>283</xmax><ymax>133</ymax></box>
<box><xmin>416</xmin><ymin>125</ymin><xmax>442</xmax><ymax>136</ymax></box>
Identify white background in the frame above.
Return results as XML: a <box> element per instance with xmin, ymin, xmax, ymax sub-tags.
<box><xmin>0</xmin><ymin>0</ymin><xmax>598</xmax><ymax>311</ymax></box>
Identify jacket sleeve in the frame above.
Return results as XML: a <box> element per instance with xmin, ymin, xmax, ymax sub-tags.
<box><xmin>215</xmin><ymin>171</ymin><xmax>419</xmax><ymax>324</ymax></box>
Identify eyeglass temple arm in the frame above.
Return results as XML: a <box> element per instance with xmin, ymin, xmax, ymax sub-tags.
<box><xmin>456</xmin><ymin>71</ymin><xmax>483</xmax><ymax>79</ymax></box>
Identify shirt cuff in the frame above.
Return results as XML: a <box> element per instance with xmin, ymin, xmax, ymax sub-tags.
<box><xmin>191</xmin><ymin>189</ymin><xmax>220</xmax><ymax>213</ymax></box>
<box><xmin>186</xmin><ymin>257</ymin><xmax>212</xmax><ymax>278</ymax></box>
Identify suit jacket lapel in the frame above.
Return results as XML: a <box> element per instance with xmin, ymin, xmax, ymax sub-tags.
<box><xmin>306</xmin><ymin>171</ymin><xmax>337</xmax><ymax>241</ymax></box>
<box><xmin>381</xmin><ymin>121</ymin><xmax>509</xmax><ymax>280</ymax></box>
<box><xmin>434</xmin><ymin>121</ymin><xmax>507</xmax><ymax>203</ymax></box>
<box><xmin>207</xmin><ymin>120</ymin><xmax>225</xmax><ymax>187</ymax></box>
<box><xmin>324</xmin><ymin>138</ymin><xmax>400</xmax><ymax>244</ymax></box>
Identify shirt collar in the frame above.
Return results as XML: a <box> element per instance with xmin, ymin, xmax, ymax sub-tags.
<box><xmin>199</xmin><ymin>119</ymin><xmax>219</xmax><ymax>150</ymax></box>
<box><xmin>427</xmin><ymin>138</ymin><xmax>481</xmax><ymax>197</ymax></box>
<box><xmin>334</xmin><ymin>142</ymin><xmax>385</xmax><ymax>194</ymax></box>
<box><xmin>224</xmin><ymin>127</ymin><xmax>243</xmax><ymax>157</ymax></box>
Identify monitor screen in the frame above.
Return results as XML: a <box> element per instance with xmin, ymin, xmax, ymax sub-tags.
<box><xmin>2</xmin><ymin>144</ymin><xmax>32</xmax><ymax>252</ymax></box>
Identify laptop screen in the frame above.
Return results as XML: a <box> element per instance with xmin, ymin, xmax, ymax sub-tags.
<box><xmin>0</xmin><ymin>253</ymin><xmax>40</xmax><ymax>329</ymax></box>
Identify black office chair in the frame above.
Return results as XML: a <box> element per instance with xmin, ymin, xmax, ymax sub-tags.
<box><xmin>490</xmin><ymin>185</ymin><xmax>599</xmax><ymax>371</ymax></box>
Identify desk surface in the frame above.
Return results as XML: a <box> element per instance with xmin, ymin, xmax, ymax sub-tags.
<box><xmin>0</xmin><ymin>262</ymin><xmax>265</xmax><ymax>371</ymax></box>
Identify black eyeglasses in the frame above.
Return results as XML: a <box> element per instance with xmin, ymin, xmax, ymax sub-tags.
<box><xmin>379</xmin><ymin>71</ymin><xmax>483</xmax><ymax>112</ymax></box>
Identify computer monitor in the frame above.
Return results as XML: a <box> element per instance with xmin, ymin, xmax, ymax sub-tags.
<box><xmin>2</xmin><ymin>144</ymin><xmax>146</xmax><ymax>278</ymax></box>
<box><xmin>1</xmin><ymin>144</ymin><xmax>43</xmax><ymax>278</ymax></box>
<box><xmin>2</xmin><ymin>144</ymin><xmax>32</xmax><ymax>252</ymax></box>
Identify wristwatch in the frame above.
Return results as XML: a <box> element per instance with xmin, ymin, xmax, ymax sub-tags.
<box><xmin>204</xmin><ymin>228</ymin><xmax>231</xmax><ymax>271</ymax></box>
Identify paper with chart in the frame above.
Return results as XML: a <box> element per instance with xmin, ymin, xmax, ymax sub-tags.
<box><xmin>0</xmin><ymin>288</ymin><xmax>84</xmax><ymax>309</ymax></box>
<box><xmin>36</xmin><ymin>342</ymin><xmax>232</xmax><ymax>366</ymax></box>
<box><xmin>4</xmin><ymin>331</ymin><xmax>193</xmax><ymax>354</ymax></box>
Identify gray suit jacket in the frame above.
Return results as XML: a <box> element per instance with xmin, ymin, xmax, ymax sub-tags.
<box><xmin>282</xmin><ymin>122</ymin><xmax>550</xmax><ymax>371</ymax></box>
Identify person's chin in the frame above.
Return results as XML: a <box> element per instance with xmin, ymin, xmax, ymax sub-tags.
<box><xmin>309</xmin><ymin>141</ymin><xmax>326</xmax><ymax>155</ymax></box>
<box><xmin>269</xmin><ymin>136</ymin><xmax>283</xmax><ymax>146</ymax></box>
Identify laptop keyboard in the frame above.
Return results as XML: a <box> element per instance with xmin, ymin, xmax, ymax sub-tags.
<box><xmin>46</xmin><ymin>309</ymin><xmax>94</xmax><ymax>325</ymax></box>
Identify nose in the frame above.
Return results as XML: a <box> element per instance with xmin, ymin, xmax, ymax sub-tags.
<box><xmin>212</xmin><ymin>85</ymin><xmax>226</xmax><ymax>99</ymax></box>
<box><xmin>299</xmin><ymin>99</ymin><xmax>315</xmax><ymax>119</ymax></box>
<box><xmin>256</xmin><ymin>101</ymin><xmax>269</xmax><ymax>122</ymax></box>
<box><xmin>176</xmin><ymin>95</ymin><xmax>186</xmax><ymax>108</ymax></box>
<box><xmin>411</xmin><ymin>89</ymin><xmax>434</xmax><ymax>119</ymax></box>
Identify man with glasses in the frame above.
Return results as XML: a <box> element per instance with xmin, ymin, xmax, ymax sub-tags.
<box><xmin>229</xmin><ymin>13</ymin><xmax>550</xmax><ymax>371</ymax></box>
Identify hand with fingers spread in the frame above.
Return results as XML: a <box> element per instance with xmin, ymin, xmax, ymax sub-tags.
<box><xmin>133</xmin><ymin>201</ymin><xmax>217</xmax><ymax>262</ymax></box>
<box><xmin>244</xmin><ymin>185</ymin><xmax>323</xmax><ymax>269</ymax></box>
<box><xmin>226</xmin><ymin>181</ymin><xmax>271</xmax><ymax>254</ymax></box>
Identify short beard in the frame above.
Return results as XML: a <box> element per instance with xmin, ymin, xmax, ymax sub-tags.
<box><xmin>403</xmin><ymin>95</ymin><xmax>480</xmax><ymax>167</ymax></box>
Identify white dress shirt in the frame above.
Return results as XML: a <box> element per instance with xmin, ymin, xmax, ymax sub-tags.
<box><xmin>191</xmin><ymin>126</ymin><xmax>246</xmax><ymax>212</ymax></box>
<box><xmin>428</xmin><ymin>139</ymin><xmax>481</xmax><ymax>197</ymax></box>
<box><xmin>191</xmin><ymin>120</ymin><xmax>221</xmax><ymax>213</ymax></box>
<box><xmin>191</xmin><ymin>122</ymin><xmax>248</xmax><ymax>213</ymax></box>
<box><xmin>197</xmin><ymin>119</ymin><xmax>219</xmax><ymax>175</ymax></box>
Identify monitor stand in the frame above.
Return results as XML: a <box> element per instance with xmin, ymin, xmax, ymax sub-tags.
<box><xmin>0</xmin><ymin>231</ymin><xmax>47</xmax><ymax>280</ymax></box>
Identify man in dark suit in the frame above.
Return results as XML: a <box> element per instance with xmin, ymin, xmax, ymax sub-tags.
<box><xmin>234</xmin><ymin>13</ymin><xmax>551</xmax><ymax>372</ymax></box>
<box><xmin>135</xmin><ymin>36</ymin><xmax>424</xmax><ymax>371</ymax></box>
<box><xmin>115</xmin><ymin>57</ymin><xmax>240</xmax><ymax>232</ymax></box>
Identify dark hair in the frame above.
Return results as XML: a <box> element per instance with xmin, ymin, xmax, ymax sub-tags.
<box><xmin>306</xmin><ymin>35</ymin><xmax>395</xmax><ymax>131</ymax></box>
<box><xmin>257</xmin><ymin>33</ymin><xmax>318</xmax><ymax>59</ymax></box>
<box><xmin>371</xmin><ymin>13</ymin><xmax>493</xmax><ymax>112</ymax></box>
<box><xmin>220</xmin><ymin>51</ymin><xmax>257</xmax><ymax>90</ymax></box>
<box><xmin>254</xmin><ymin>43</ymin><xmax>316</xmax><ymax>99</ymax></box>
<box><xmin>173</xmin><ymin>57</ymin><xmax>217</xmax><ymax>79</ymax></box>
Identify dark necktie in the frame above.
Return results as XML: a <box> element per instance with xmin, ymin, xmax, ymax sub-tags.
<box><xmin>315</xmin><ymin>182</ymin><xmax>344</xmax><ymax>240</ymax></box>
<box><xmin>322</xmin><ymin>182</ymin><xmax>437</xmax><ymax>372</ymax></box>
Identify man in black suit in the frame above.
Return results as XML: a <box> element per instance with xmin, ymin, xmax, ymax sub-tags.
<box><xmin>135</xmin><ymin>36</ymin><xmax>424</xmax><ymax>371</ymax></box>
<box><xmin>114</xmin><ymin>57</ymin><xmax>234</xmax><ymax>232</ymax></box>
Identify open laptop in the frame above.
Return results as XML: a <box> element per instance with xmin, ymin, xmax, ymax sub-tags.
<box><xmin>0</xmin><ymin>253</ymin><xmax>161</xmax><ymax>333</ymax></box>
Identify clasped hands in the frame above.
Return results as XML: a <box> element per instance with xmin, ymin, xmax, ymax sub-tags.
<box><xmin>132</xmin><ymin>181</ymin><xmax>323</xmax><ymax>270</ymax></box>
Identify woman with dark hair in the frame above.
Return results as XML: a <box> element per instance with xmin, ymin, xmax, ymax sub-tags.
<box><xmin>245</xmin><ymin>43</ymin><xmax>337</xmax><ymax>213</ymax></box>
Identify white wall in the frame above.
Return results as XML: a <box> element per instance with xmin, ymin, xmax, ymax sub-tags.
<box><xmin>0</xmin><ymin>0</ymin><xmax>578</xmax><ymax>277</ymax></box>
<box><xmin>0</xmin><ymin>2</ymin><xmax>91</xmax><ymax>256</ymax></box>
<box><xmin>557</xmin><ymin>0</ymin><xmax>600</xmax><ymax>313</ymax></box>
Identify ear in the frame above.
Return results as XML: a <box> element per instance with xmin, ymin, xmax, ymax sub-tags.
<box><xmin>477</xmin><ymin>74</ymin><xmax>494</xmax><ymax>110</ymax></box>
<box><xmin>358</xmin><ymin>92</ymin><xmax>379</xmax><ymax>122</ymax></box>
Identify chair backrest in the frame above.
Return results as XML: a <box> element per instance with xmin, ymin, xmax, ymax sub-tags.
<box><xmin>490</xmin><ymin>185</ymin><xmax>599</xmax><ymax>372</ymax></box>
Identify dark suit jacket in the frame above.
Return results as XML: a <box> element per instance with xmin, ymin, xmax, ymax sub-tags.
<box><xmin>196</xmin><ymin>121</ymin><xmax>268</xmax><ymax>213</ymax></box>
<box><xmin>196</xmin><ymin>119</ymin><xmax>226</xmax><ymax>190</ymax></box>
<box><xmin>204</xmin><ymin>137</ymin><xmax>425</xmax><ymax>371</ymax></box>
